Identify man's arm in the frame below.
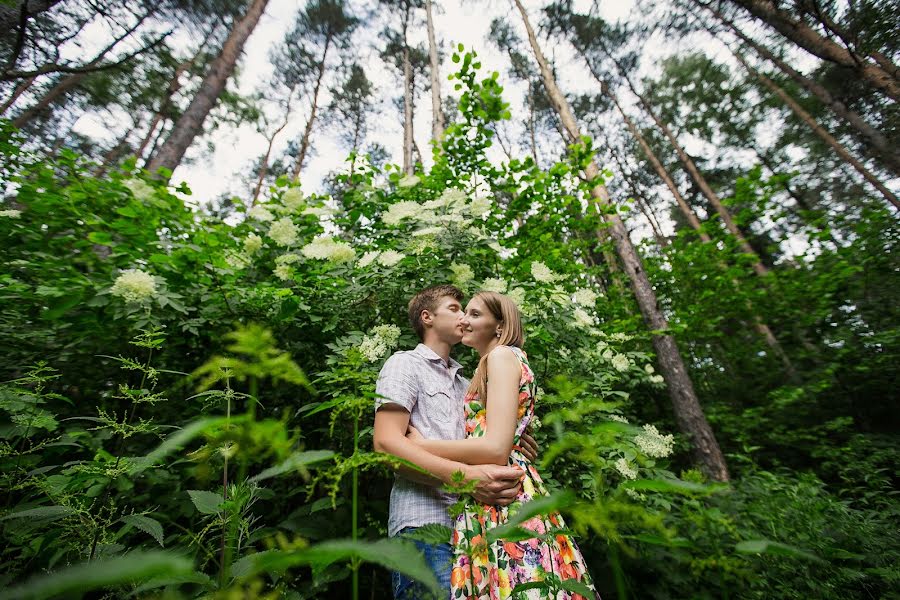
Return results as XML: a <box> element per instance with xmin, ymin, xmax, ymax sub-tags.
<box><xmin>374</xmin><ymin>404</ymin><xmax>524</xmax><ymax>504</ymax></box>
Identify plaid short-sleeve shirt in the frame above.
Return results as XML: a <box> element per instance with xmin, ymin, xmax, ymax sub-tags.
<box><xmin>375</xmin><ymin>343</ymin><xmax>468</xmax><ymax>536</ymax></box>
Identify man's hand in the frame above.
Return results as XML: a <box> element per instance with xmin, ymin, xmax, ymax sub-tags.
<box><xmin>405</xmin><ymin>424</ymin><xmax>425</xmax><ymax>443</ymax></box>
<box><xmin>518</xmin><ymin>429</ymin><xmax>539</xmax><ymax>463</ymax></box>
<box><xmin>464</xmin><ymin>464</ymin><xmax>524</xmax><ymax>506</ymax></box>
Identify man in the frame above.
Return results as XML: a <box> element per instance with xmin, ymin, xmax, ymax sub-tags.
<box><xmin>373</xmin><ymin>284</ymin><xmax>537</xmax><ymax>599</ymax></box>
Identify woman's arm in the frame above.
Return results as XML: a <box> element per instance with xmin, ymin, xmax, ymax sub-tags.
<box><xmin>410</xmin><ymin>346</ymin><xmax>521</xmax><ymax>466</ymax></box>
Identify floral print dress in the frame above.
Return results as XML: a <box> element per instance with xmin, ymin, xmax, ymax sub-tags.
<box><xmin>450</xmin><ymin>346</ymin><xmax>599</xmax><ymax>599</ymax></box>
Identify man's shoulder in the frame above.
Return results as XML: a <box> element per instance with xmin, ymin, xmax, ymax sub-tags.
<box><xmin>378</xmin><ymin>348</ymin><xmax>424</xmax><ymax>374</ymax></box>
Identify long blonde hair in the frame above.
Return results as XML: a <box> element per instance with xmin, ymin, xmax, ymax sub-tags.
<box><xmin>466</xmin><ymin>291</ymin><xmax>525</xmax><ymax>399</ymax></box>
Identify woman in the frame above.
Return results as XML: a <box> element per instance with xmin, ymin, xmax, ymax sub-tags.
<box><xmin>406</xmin><ymin>291</ymin><xmax>599</xmax><ymax>599</ymax></box>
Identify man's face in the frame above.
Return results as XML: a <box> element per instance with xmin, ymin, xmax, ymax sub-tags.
<box><xmin>427</xmin><ymin>296</ymin><xmax>464</xmax><ymax>344</ymax></box>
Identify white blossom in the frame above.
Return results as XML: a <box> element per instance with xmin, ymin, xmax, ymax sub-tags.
<box><xmin>531</xmin><ymin>261</ymin><xmax>560</xmax><ymax>283</ymax></box>
<box><xmin>608</xmin><ymin>414</ymin><xmax>629</xmax><ymax>424</ymax></box>
<box><xmin>427</xmin><ymin>188</ymin><xmax>466</xmax><ymax>210</ymax></box>
<box><xmin>480</xmin><ymin>278</ymin><xmax>508</xmax><ymax>293</ymax></box>
<box><xmin>383</xmin><ymin>201</ymin><xmax>424</xmax><ymax>225</ymax></box>
<box><xmin>573</xmin><ymin>308</ymin><xmax>594</xmax><ymax>328</ymax></box>
<box><xmin>243</xmin><ymin>233</ymin><xmax>263</xmax><ymax>254</ymax></box>
<box><xmin>467</xmin><ymin>196</ymin><xmax>492</xmax><ymax>217</ymax></box>
<box><xmin>124</xmin><ymin>178</ymin><xmax>154</xmax><ymax>202</ymax></box>
<box><xmin>450</xmin><ymin>263</ymin><xmax>474</xmax><ymax>286</ymax></box>
<box><xmin>507</xmin><ymin>287</ymin><xmax>527</xmax><ymax>308</ymax></box>
<box><xmin>358</xmin><ymin>324</ymin><xmax>401</xmax><ymax>362</ymax></box>
<box><xmin>397</xmin><ymin>174</ymin><xmax>420</xmax><ymax>188</ymax></box>
<box><xmin>650</xmin><ymin>374</ymin><xmax>665</xmax><ymax>385</ymax></box>
<box><xmin>488</xmin><ymin>241</ymin><xmax>505</xmax><ymax>254</ymax></box>
<box><xmin>0</xmin><ymin>209</ymin><xmax>21</xmax><ymax>218</ymax></box>
<box><xmin>357</xmin><ymin>250</ymin><xmax>380</xmax><ymax>268</ymax></box>
<box><xmin>611</xmin><ymin>354</ymin><xmax>631</xmax><ymax>372</ymax></box>
<box><xmin>615</xmin><ymin>458</ymin><xmax>638</xmax><ymax>480</ymax></box>
<box><xmin>224</xmin><ymin>251</ymin><xmax>250</xmax><ymax>269</ymax></box>
<box><xmin>300</xmin><ymin>236</ymin><xmax>355</xmax><ymax>262</ymax></box>
<box><xmin>377</xmin><ymin>250</ymin><xmax>405</xmax><ymax>267</ymax></box>
<box><xmin>634</xmin><ymin>424</ymin><xmax>675</xmax><ymax>458</ymax></box>
<box><xmin>110</xmin><ymin>269</ymin><xmax>157</xmax><ymax>304</ymax></box>
<box><xmin>412</xmin><ymin>226</ymin><xmax>443</xmax><ymax>237</ymax></box>
<box><xmin>644</xmin><ymin>364</ymin><xmax>655</xmax><ymax>374</ymax></box>
<box><xmin>268</xmin><ymin>217</ymin><xmax>299</xmax><ymax>247</ymax></box>
<box><xmin>248</xmin><ymin>205</ymin><xmax>275</xmax><ymax>222</ymax></box>
<box><xmin>610</xmin><ymin>332</ymin><xmax>631</xmax><ymax>342</ymax></box>
<box><xmin>281</xmin><ymin>188</ymin><xmax>305</xmax><ymax>212</ymax></box>
<box><xmin>624</xmin><ymin>488</ymin><xmax>644</xmax><ymax>501</ymax></box>
<box><xmin>573</xmin><ymin>288</ymin><xmax>598</xmax><ymax>307</ymax></box>
<box><xmin>275</xmin><ymin>253</ymin><xmax>301</xmax><ymax>265</ymax></box>
<box><xmin>273</xmin><ymin>264</ymin><xmax>294</xmax><ymax>281</ymax></box>
<box><xmin>302</xmin><ymin>206</ymin><xmax>332</xmax><ymax>217</ymax></box>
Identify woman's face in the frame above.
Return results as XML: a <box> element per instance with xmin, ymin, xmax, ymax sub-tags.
<box><xmin>461</xmin><ymin>296</ymin><xmax>501</xmax><ymax>349</ymax></box>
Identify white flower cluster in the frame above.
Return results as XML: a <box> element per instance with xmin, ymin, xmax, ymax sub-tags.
<box><xmin>468</xmin><ymin>196</ymin><xmax>492</xmax><ymax>217</ymax></box>
<box><xmin>507</xmin><ymin>287</ymin><xmax>527</xmax><ymax>309</ymax></box>
<box><xmin>412</xmin><ymin>226</ymin><xmax>443</xmax><ymax>237</ymax></box>
<box><xmin>358</xmin><ymin>324</ymin><xmax>402</xmax><ymax>362</ymax></box>
<box><xmin>480</xmin><ymin>278</ymin><xmax>508</xmax><ymax>293</ymax></box>
<box><xmin>110</xmin><ymin>269</ymin><xmax>157</xmax><ymax>304</ymax></box>
<box><xmin>300</xmin><ymin>236</ymin><xmax>355</xmax><ymax>263</ymax></box>
<box><xmin>124</xmin><ymin>178</ymin><xmax>154</xmax><ymax>202</ymax></box>
<box><xmin>383</xmin><ymin>201</ymin><xmax>424</xmax><ymax>225</ymax></box>
<box><xmin>450</xmin><ymin>263</ymin><xmax>474</xmax><ymax>287</ymax></box>
<box><xmin>243</xmin><ymin>233</ymin><xmax>263</xmax><ymax>254</ymax></box>
<box><xmin>611</xmin><ymin>354</ymin><xmax>631</xmax><ymax>372</ymax></box>
<box><xmin>302</xmin><ymin>206</ymin><xmax>332</xmax><ymax>217</ymax></box>
<box><xmin>649</xmin><ymin>374</ymin><xmax>665</xmax><ymax>385</ymax></box>
<box><xmin>610</xmin><ymin>332</ymin><xmax>631</xmax><ymax>342</ymax></box>
<box><xmin>573</xmin><ymin>288</ymin><xmax>598</xmax><ymax>307</ymax></box>
<box><xmin>573</xmin><ymin>307</ymin><xmax>594</xmax><ymax>328</ymax></box>
<box><xmin>248</xmin><ymin>205</ymin><xmax>275</xmax><ymax>222</ymax></box>
<box><xmin>614</xmin><ymin>458</ymin><xmax>638</xmax><ymax>480</ymax></box>
<box><xmin>397</xmin><ymin>174</ymin><xmax>420</xmax><ymax>188</ymax></box>
<box><xmin>634</xmin><ymin>424</ymin><xmax>675</xmax><ymax>458</ymax></box>
<box><xmin>0</xmin><ymin>209</ymin><xmax>21</xmax><ymax>218</ymax></box>
<box><xmin>608</xmin><ymin>414</ymin><xmax>629</xmax><ymax>424</ymax></box>
<box><xmin>378</xmin><ymin>250</ymin><xmax>405</xmax><ymax>267</ymax></box>
<box><xmin>274</xmin><ymin>264</ymin><xmax>293</xmax><ymax>281</ymax></box>
<box><xmin>281</xmin><ymin>188</ymin><xmax>305</xmax><ymax>212</ymax></box>
<box><xmin>531</xmin><ymin>261</ymin><xmax>560</xmax><ymax>283</ymax></box>
<box><xmin>268</xmin><ymin>217</ymin><xmax>299</xmax><ymax>247</ymax></box>
<box><xmin>224</xmin><ymin>251</ymin><xmax>250</xmax><ymax>269</ymax></box>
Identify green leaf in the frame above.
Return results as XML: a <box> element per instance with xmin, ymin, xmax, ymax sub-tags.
<box><xmin>620</xmin><ymin>478</ymin><xmax>726</xmax><ymax>495</ymax></box>
<box><xmin>248</xmin><ymin>450</ymin><xmax>335</xmax><ymax>483</ymax></box>
<box><xmin>127</xmin><ymin>571</ymin><xmax>212</xmax><ymax>597</ymax></box>
<box><xmin>232</xmin><ymin>538</ymin><xmax>440</xmax><ymax>594</ymax></box>
<box><xmin>557</xmin><ymin>577</ymin><xmax>597</xmax><ymax>596</ymax></box>
<box><xmin>40</xmin><ymin>293</ymin><xmax>84</xmax><ymax>320</ymax></box>
<box><xmin>1</xmin><ymin>506</ymin><xmax>73</xmax><ymax>522</ymax></box>
<box><xmin>0</xmin><ymin>551</ymin><xmax>192</xmax><ymax>600</ymax></box>
<box><xmin>132</xmin><ymin>416</ymin><xmax>236</xmax><ymax>474</ymax></box>
<box><xmin>121</xmin><ymin>514</ymin><xmax>164</xmax><ymax>547</ymax></box>
<box><xmin>735</xmin><ymin>539</ymin><xmax>824</xmax><ymax>563</ymax></box>
<box><xmin>399</xmin><ymin>523</ymin><xmax>453</xmax><ymax>545</ymax></box>
<box><xmin>87</xmin><ymin>231</ymin><xmax>113</xmax><ymax>245</ymax></box>
<box><xmin>187</xmin><ymin>490</ymin><xmax>223</xmax><ymax>515</ymax></box>
<box><xmin>485</xmin><ymin>492</ymin><xmax>575</xmax><ymax>543</ymax></box>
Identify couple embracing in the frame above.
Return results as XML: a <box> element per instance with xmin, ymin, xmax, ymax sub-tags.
<box><xmin>373</xmin><ymin>285</ymin><xmax>599</xmax><ymax>599</ymax></box>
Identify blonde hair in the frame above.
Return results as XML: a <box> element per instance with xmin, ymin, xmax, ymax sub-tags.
<box><xmin>466</xmin><ymin>291</ymin><xmax>525</xmax><ymax>400</ymax></box>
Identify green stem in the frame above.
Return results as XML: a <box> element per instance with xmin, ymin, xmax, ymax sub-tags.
<box><xmin>610</xmin><ymin>543</ymin><xmax>627</xmax><ymax>600</ymax></box>
<box><xmin>352</xmin><ymin>407</ymin><xmax>359</xmax><ymax>600</ymax></box>
<box><xmin>220</xmin><ymin>386</ymin><xmax>232</xmax><ymax>588</ymax></box>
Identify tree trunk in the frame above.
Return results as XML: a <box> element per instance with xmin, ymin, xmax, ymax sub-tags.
<box><xmin>136</xmin><ymin>112</ymin><xmax>164</xmax><ymax>162</ymax></box>
<box><xmin>11</xmin><ymin>72</ymin><xmax>85</xmax><ymax>128</ymax></box>
<box><xmin>734</xmin><ymin>51</ymin><xmax>899</xmax><ymax>211</ymax></box>
<box><xmin>607</xmin><ymin>53</ymin><xmax>771</xmax><ymax>278</ymax></box>
<box><xmin>147</xmin><ymin>0</ymin><xmax>269</xmax><ymax>175</ymax></box>
<box><xmin>728</xmin><ymin>0</ymin><xmax>900</xmax><ymax>101</ymax></box>
<box><xmin>699</xmin><ymin>1</ymin><xmax>900</xmax><ymax>177</ymax></box>
<box><xmin>424</xmin><ymin>0</ymin><xmax>444</xmax><ymax>142</ymax></box>
<box><xmin>401</xmin><ymin>39</ymin><xmax>414</xmax><ymax>174</ymax></box>
<box><xmin>610</xmin><ymin>152</ymin><xmax>668</xmax><ymax>248</ymax></box>
<box><xmin>0</xmin><ymin>0</ymin><xmax>62</xmax><ymax>34</ymax></box>
<box><xmin>514</xmin><ymin>0</ymin><xmax>729</xmax><ymax>481</ymax></box>
<box><xmin>95</xmin><ymin>122</ymin><xmax>138</xmax><ymax>178</ymax></box>
<box><xmin>292</xmin><ymin>34</ymin><xmax>331</xmax><ymax>182</ymax></box>
<box><xmin>0</xmin><ymin>75</ymin><xmax>35</xmax><ymax>115</ymax></box>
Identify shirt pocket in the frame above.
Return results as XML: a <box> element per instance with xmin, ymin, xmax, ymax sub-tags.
<box><xmin>420</xmin><ymin>383</ymin><xmax>456</xmax><ymax>424</ymax></box>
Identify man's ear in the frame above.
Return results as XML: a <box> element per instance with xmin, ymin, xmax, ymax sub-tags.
<box><xmin>420</xmin><ymin>309</ymin><xmax>433</xmax><ymax>328</ymax></box>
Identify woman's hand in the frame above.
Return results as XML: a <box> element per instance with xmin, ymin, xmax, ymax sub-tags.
<box><xmin>405</xmin><ymin>425</ymin><xmax>425</xmax><ymax>444</ymax></box>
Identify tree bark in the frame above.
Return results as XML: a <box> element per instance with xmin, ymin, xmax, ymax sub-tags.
<box><xmin>424</xmin><ymin>0</ymin><xmax>444</xmax><ymax>142</ymax></box>
<box><xmin>733</xmin><ymin>51</ymin><xmax>899</xmax><ymax>211</ymax></box>
<box><xmin>292</xmin><ymin>34</ymin><xmax>331</xmax><ymax>182</ymax></box>
<box><xmin>401</xmin><ymin>37</ymin><xmax>414</xmax><ymax>174</ymax></box>
<box><xmin>728</xmin><ymin>0</ymin><xmax>900</xmax><ymax>101</ymax></box>
<box><xmin>147</xmin><ymin>0</ymin><xmax>269</xmax><ymax>175</ymax></box>
<box><xmin>0</xmin><ymin>75</ymin><xmax>35</xmax><ymax>115</ymax></box>
<box><xmin>514</xmin><ymin>0</ymin><xmax>729</xmax><ymax>481</ymax></box>
<box><xmin>606</xmin><ymin>52</ymin><xmax>771</xmax><ymax>278</ymax></box>
<box><xmin>0</xmin><ymin>0</ymin><xmax>62</xmax><ymax>34</ymax></box>
<box><xmin>699</xmin><ymin>1</ymin><xmax>900</xmax><ymax>177</ymax></box>
<box><xmin>254</xmin><ymin>100</ymin><xmax>294</xmax><ymax>204</ymax></box>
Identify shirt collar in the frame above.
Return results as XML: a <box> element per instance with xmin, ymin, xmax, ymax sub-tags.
<box><xmin>414</xmin><ymin>343</ymin><xmax>463</xmax><ymax>371</ymax></box>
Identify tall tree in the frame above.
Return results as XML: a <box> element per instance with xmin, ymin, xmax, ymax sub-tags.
<box><xmin>147</xmin><ymin>0</ymin><xmax>270</xmax><ymax>175</ymax></box>
<box><xmin>727</xmin><ymin>0</ymin><xmax>900</xmax><ymax>101</ymax></box>
<box><xmin>424</xmin><ymin>0</ymin><xmax>444</xmax><ymax>141</ymax></box>
<box><xmin>513</xmin><ymin>0</ymin><xmax>729</xmax><ymax>481</ymax></box>
<box><xmin>324</xmin><ymin>63</ymin><xmax>376</xmax><ymax>153</ymax></box>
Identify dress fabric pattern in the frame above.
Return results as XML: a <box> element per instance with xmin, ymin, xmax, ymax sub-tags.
<box><xmin>450</xmin><ymin>347</ymin><xmax>599</xmax><ymax>599</ymax></box>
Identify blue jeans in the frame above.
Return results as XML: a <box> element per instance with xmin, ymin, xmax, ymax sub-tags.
<box><xmin>392</xmin><ymin>526</ymin><xmax>452</xmax><ymax>600</ymax></box>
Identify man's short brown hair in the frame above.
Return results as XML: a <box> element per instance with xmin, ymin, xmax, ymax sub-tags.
<box><xmin>408</xmin><ymin>284</ymin><xmax>464</xmax><ymax>341</ymax></box>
